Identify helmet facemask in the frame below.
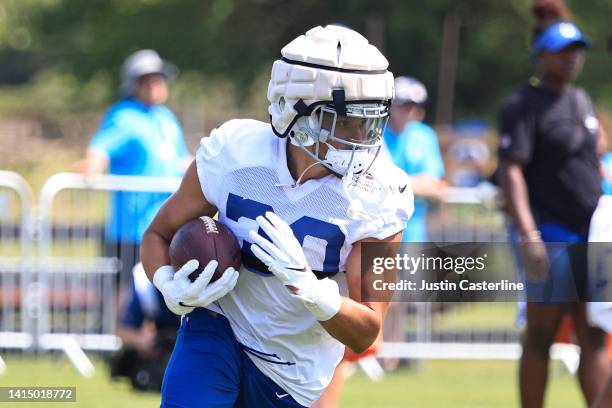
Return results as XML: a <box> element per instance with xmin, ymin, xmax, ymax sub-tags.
<box><xmin>268</xmin><ymin>25</ymin><xmax>395</xmax><ymax>185</ymax></box>
<box><xmin>289</xmin><ymin>100</ymin><xmax>389</xmax><ymax>178</ymax></box>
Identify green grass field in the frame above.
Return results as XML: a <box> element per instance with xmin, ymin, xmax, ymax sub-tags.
<box><xmin>0</xmin><ymin>356</ymin><xmax>584</xmax><ymax>408</ymax></box>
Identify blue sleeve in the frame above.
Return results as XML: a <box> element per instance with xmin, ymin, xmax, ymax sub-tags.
<box><xmin>156</xmin><ymin>107</ymin><xmax>189</xmax><ymax>161</ymax></box>
<box><xmin>603</xmin><ymin>153</ymin><xmax>612</xmax><ymax>195</ymax></box>
<box><xmin>403</xmin><ymin>124</ymin><xmax>444</xmax><ymax>179</ymax></box>
<box><xmin>89</xmin><ymin>108</ymin><xmax>134</xmax><ymax>159</ymax></box>
<box><xmin>423</xmin><ymin>127</ymin><xmax>445</xmax><ymax>179</ymax></box>
<box><xmin>120</xmin><ymin>282</ymin><xmax>145</xmax><ymax>329</ymax></box>
<box><xmin>175</xmin><ymin>127</ymin><xmax>190</xmax><ymax>158</ymax></box>
<box><xmin>169</xmin><ymin>111</ymin><xmax>190</xmax><ymax>158</ymax></box>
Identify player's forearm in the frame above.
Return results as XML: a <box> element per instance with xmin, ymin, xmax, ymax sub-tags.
<box><xmin>73</xmin><ymin>149</ymin><xmax>109</xmax><ymax>175</ymax></box>
<box><xmin>117</xmin><ymin>327</ymin><xmax>147</xmax><ymax>350</ymax></box>
<box><xmin>409</xmin><ymin>174</ymin><xmax>444</xmax><ymax>198</ymax></box>
<box><xmin>500</xmin><ymin>162</ymin><xmax>538</xmax><ymax>237</ymax></box>
<box><xmin>319</xmin><ymin>298</ymin><xmax>380</xmax><ymax>354</ymax></box>
<box><xmin>140</xmin><ymin>228</ymin><xmax>172</xmax><ymax>281</ymax></box>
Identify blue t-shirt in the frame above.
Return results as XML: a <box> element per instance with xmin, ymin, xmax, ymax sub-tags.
<box><xmin>89</xmin><ymin>98</ymin><xmax>189</xmax><ymax>243</ymax></box>
<box><xmin>603</xmin><ymin>152</ymin><xmax>612</xmax><ymax>195</ymax></box>
<box><xmin>384</xmin><ymin>122</ymin><xmax>444</xmax><ymax>242</ymax></box>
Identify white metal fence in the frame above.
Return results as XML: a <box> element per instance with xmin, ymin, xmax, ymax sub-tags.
<box><xmin>0</xmin><ymin>172</ymin><xmax>180</xmax><ymax>376</ymax></box>
<box><xmin>0</xmin><ymin>172</ymin><xmax>580</xmax><ymax>376</ymax></box>
<box><xmin>0</xmin><ymin>171</ymin><xmax>35</xmax><ymax>373</ymax></box>
<box><xmin>379</xmin><ymin>186</ymin><xmax>580</xmax><ymax>373</ymax></box>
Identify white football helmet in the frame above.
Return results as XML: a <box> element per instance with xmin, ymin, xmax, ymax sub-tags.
<box><xmin>267</xmin><ymin>25</ymin><xmax>394</xmax><ymax>177</ymax></box>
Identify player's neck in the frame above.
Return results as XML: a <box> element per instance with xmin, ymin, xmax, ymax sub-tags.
<box><xmin>539</xmin><ymin>74</ymin><xmax>570</xmax><ymax>93</ymax></box>
<box><xmin>286</xmin><ymin>142</ymin><xmax>329</xmax><ymax>184</ymax></box>
<box><xmin>134</xmin><ymin>96</ymin><xmax>154</xmax><ymax>108</ymax></box>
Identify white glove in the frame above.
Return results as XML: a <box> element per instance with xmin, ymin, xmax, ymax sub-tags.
<box><xmin>153</xmin><ymin>259</ymin><xmax>239</xmax><ymax>316</ymax></box>
<box><xmin>249</xmin><ymin>212</ymin><xmax>342</xmax><ymax>321</ymax></box>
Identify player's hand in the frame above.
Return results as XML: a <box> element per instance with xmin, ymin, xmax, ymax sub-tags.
<box><xmin>249</xmin><ymin>212</ymin><xmax>341</xmax><ymax>321</ymax></box>
<box><xmin>135</xmin><ymin>321</ymin><xmax>157</xmax><ymax>354</ymax></box>
<box><xmin>519</xmin><ymin>234</ymin><xmax>549</xmax><ymax>282</ymax></box>
<box><xmin>153</xmin><ymin>259</ymin><xmax>239</xmax><ymax>315</ymax></box>
<box><xmin>432</xmin><ymin>180</ymin><xmax>449</xmax><ymax>201</ymax></box>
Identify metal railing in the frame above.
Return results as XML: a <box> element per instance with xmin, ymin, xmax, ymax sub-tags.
<box><xmin>0</xmin><ymin>172</ymin><xmax>581</xmax><ymax>376</ymax></box>
<box><xmin>36</xmin><ymin>173</ymin><xmax>181</xmax><ymax>376</ymax></box>
<box><xmin>0</xmin><ymin>171</ymin><xmax>35</xmax><ymax>373</ymax></box>
<box><xmin>380</xmin><ymin>185</ymin><xmax>580</xmax><ymax>373</ymax></box>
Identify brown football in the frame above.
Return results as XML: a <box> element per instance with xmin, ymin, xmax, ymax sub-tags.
<box><xmin>169</xmin><ymin>216</ymin><xmax>241</xmax><ymax>282</ymax></box>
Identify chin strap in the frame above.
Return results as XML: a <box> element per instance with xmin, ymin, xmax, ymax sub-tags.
<box><xmin>274</xmin><ymin>161</ymin><xmax>326</xmax><ymax>189</ymax></box>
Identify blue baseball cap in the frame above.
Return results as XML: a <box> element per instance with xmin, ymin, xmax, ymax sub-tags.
<box><xmin>532</xmin><ymin>22</ymin><xmax>592</xmax><ymax>54</ymax></box>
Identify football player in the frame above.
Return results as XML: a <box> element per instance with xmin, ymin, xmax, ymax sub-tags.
<box><xmin>587</xmin><ymin>195</ymin><xmax>612</xmax><ymax>408</ymax></box>
<box><xmin>141</xmin><ymin>25</ymin><xmax>413</xmax><ymax>407</ymax></box>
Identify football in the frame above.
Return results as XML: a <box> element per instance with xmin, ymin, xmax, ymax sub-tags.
<box><xmin>169</xmin><ymin>216</ymin><xmax>241</xmax><ymax>282</ymax></box>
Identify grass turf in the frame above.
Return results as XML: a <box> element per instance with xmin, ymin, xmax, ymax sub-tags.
<box><xmin>0</xmin><ymin>356</ymin><xmax>584</xmax><ymax>407</ymax></box>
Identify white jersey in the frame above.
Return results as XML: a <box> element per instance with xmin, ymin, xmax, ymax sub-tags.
<box><xmin>195</xmin><ymin>119</ymin><xmax>413</xmax><ymax>406</ymax></box>
<box><xmin>587</xmin><ymin>196</ymin><xmax>612</xmax><ymax>332</ymax></box>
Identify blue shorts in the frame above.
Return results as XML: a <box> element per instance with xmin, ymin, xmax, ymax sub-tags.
<box><xmin>514</xmin><ymin>222</ymin><xmax>589</xmax><ymax>303</ymax></box>
<box><xmin>161</xmin><ymin>308</ymin><xmax>306</xmax><ymax>408</ymax></box>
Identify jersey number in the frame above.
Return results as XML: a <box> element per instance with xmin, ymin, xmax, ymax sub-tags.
<box><xmin>226</xmin><ymin>193</ymin><xmax>344</xmax><ymax>274</ymax></box>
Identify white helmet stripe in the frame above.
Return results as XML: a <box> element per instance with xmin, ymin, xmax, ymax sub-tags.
<box><xmin>280</xmin><ymin>57</ymin><xmax>388</xmax><ymax>75</ymax></box>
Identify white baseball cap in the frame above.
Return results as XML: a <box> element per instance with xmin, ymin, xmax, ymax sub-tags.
<box><xmin>120</xmin><ymin>49</ymin><xmax>177</xmax><ymax>96</ymax></box>
<box><xmin>394</xmin><ymin>76</ymin><xmax>428</xmax><ymax>105</ymax></box>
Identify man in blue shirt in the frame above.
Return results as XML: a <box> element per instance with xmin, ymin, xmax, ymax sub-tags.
<box><xmin>75</xmin><ymin>49</ymin><xmax>191</xmax><ymax>287</ymax></box>
<box><xmin>602</xmin><ymin>152</ymin><xmax>612</xmax><ymax>195</ymax></box>
<box><xmin>383</xmin><ymin>76</ymin><xmax>446</xmax><ymax>242</ymax></box>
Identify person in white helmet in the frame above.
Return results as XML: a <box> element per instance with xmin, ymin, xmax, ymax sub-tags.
<box><xmin>75</xmin><ymin>49</ymin><xmax>191</xmax><ymax>291</ymax></box>
<box><xmin>140</xmin><ymin>25</ymin><xmax>413</xmax><ymax>407</ymax></box>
